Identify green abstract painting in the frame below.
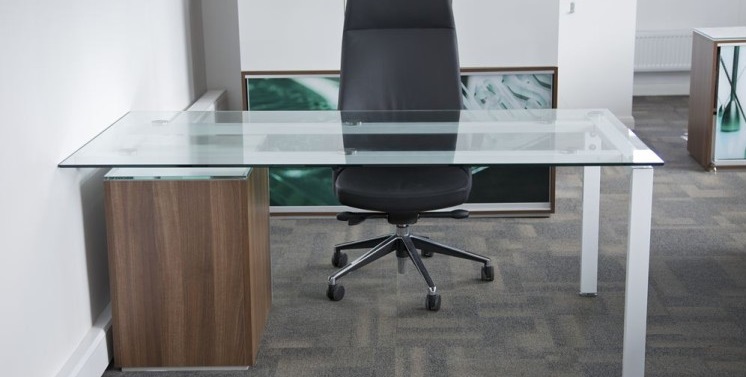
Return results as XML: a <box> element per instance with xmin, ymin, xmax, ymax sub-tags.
<box><xmin>459</xmin><ymin>72</ymin><xmax>554</xmax><ymax>203</ymax></box>
<box><xmin>246</xmin><ymin>70</ymin><xmax>555</xmax><ymax>209</ymax></box>
<box><xmin>461</xmin><ymin>73</ymin><xmax>553</xmax><ymax>110</ymax></box>
<box><xmin>248</xmin><ymin>77</ymin><xmax>339</xmax><ymax>111</ymax></box>
<box><xmin>248</xmin><ymin>76</ymin><xmax>341</xmax><ymax>207</ymax></box>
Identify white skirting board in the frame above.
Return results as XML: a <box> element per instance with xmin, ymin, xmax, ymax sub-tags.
<box><xmin>55</xmin><ymin>304</ymin><xmax>112</xmax><ymax>377</ymax></box>
<box><xmin>633</xmin><ymin>71</ymin><xmax>691</xmax><ymax>96</ymax></box>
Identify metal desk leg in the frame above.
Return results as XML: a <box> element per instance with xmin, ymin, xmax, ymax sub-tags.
<box><xmin>580</xmin><ymin>166</ymin><xmax>601</xmax><ymax>296</ymax></box>
<box><xmin>622</xmin><ymin>166</ymin><xmax>654</xmax><ymax>377</ymax></box>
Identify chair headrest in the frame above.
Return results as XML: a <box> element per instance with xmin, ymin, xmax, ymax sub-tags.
<box><xmin>344</xmin><ymin>0</ymin><xmax>455</xmax><ymax>31</ymax></box>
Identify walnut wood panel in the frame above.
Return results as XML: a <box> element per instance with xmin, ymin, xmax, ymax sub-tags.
<box><xmin>245</xmin><ymin>168</ymin><xmax>271</xmax><ymax>361</ymax></box>
<box><xmin>687</xmin><ymin>32</ymin><xmax>719</xmax><ymax>169</ymax></box>
<box><xmin>104</xmin><ymin>168</ymin><xmax>270</xmax><ymax>368</ymax></box>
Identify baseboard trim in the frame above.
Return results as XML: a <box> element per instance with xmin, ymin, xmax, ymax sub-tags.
<box><xmin>633</xmin><ymin>83</ymin><xmax>690</xmax><ymax>96</ymax></box>
<box><xmin>55</xmin><ymin>304</ymin><xmax>113</xmax><ymax>377</ymax></box>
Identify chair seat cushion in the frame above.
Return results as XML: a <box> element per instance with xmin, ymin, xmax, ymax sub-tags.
<box><xmin>334</xmin><ymin>166</ymin><xmax>471</xmax><ymax>213</ymax></box>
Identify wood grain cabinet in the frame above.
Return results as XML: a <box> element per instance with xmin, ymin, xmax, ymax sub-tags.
<box><xmin>104</xmin><ymin>167</ymin><xmax>271</xmax><ymax>369</ymax></box>
<box><xmin>687</xmin><ymin>27</ymin><xmax>746</xmax><ymax>169</ymax></box>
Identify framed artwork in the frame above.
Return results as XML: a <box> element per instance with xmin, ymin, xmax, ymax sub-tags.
<box><xmin>459</xmin><ymin>68</ymin><xmax>557</xmax><ymax>211</ymax></box>
<box><xmin>460</xmin><ymin>68</ymin><xmax>555</xmax><ymax>110</ymax></box>
<box><xmin>245</xmin><ymin>71</ymin><xmax>340</xmax><ymax>111</ymax></box>
<box><xmin>243</xmin><ymin>71</ymin><xmax>342</xmax><ymax>212</ymax></box>
<box><xmin>243</xmin><ymin>67</ymin><xmax>558</xmax><ymax>215</ymax></box>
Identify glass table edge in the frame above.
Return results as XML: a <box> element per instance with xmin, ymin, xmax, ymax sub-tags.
<box><xmin>56</xmin><ymin>108</ymin><xmax>665</xmax><ymax>169</ymax></box>
<box><xmin>59</xmin><ymin>161</ymin><xmax>665</xmax><ymax>169</ymax></box>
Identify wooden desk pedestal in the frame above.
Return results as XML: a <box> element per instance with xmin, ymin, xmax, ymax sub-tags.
<box><xmin>103</xmin><ymin>168</ymin><xmax>271</xmax><ymax>368</ymax></box>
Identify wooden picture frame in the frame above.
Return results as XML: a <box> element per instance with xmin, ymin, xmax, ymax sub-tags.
<box><xmin>242</xmin><ymin>67</ymin><xmax>558</xmax><ymax>216</ymax></box>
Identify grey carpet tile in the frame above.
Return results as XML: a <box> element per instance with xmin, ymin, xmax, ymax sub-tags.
<box><xmin>104</xmin><ymin>96</ymin><xmax>746</xmax><ymax>377</ymax></box>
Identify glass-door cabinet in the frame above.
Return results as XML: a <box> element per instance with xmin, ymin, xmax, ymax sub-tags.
<box><xmin>688</xmin><ymin>27</ymin><xmax>746</xmax><ymax>169</ymax></box>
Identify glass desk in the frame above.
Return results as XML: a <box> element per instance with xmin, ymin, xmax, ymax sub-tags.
<box><xmin>60</xmin><ymin>109</ymin><xmax>663</xmax><ymax>376</ymax></box>
<box><xmin>60</xmin><ymin>109</ymin><xmax>661</xmax><ymax>168</ymax></box>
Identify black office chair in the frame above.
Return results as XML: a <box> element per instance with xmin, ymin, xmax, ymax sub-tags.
<box><xmin>326</xmin><ymin>0</ymin><xmax>493</xmax><ymax>311</ymax></box>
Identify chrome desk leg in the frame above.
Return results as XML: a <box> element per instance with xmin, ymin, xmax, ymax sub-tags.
<box><xmin>622</xmin><ymin>166</ymin><xmax>654</xmax><ymax>377</ymax></box>
<box><xmin>580</xmin><ymin>166</ymin><xmax>601</xmax><ymax>296</ymax></box>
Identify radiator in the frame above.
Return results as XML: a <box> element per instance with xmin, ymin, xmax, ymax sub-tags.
<box><xmin>634</xmin><ymin>30</ymin><xmax>693</xmax><ymax>72</ymax></box>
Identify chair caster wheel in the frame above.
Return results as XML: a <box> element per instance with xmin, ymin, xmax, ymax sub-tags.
<box><xmin>421</xmin><ymin>250</ymin><xmax>434</xmax><ymax>258</ymax></box>
<box><xmin>425</xmin><ymin>293</ymin><xmax>441</xmax><ymax>311</ymax></box>
<box><xmin>331</xmin><ymin>251</ymin><xmax>348</xmax><ymax>267</ymax></box>
<box><xmin>481</xmin><ymin>265</ymin><xmax>495</xmax><ymax>281</ymax></box>
<box><xmin>327</xmin><ymin>284</ymin><xmax>345</xmax><ymax>301</ymax></box>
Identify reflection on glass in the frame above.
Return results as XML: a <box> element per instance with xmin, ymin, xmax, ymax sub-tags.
<box><xmin>247</xmin><ymin>76</ymin><xmax>341</xmax><ymax>206</ymax></box>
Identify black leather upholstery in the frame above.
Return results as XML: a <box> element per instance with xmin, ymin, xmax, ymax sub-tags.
<box><xmin>338</xmin><ymin>29</ymin><xmax>461</xmax><ymax>110</ymax></box>
<box><xmin>342</xmin><ymin>0</ymin><xmax>456</xmax><ymax>31</ymax></box>
<box><xmin>335</xmin><ymin>165</ymin><xmax>471</xmax><ymax>213</ymax></box>
<box><xmin>335</xmin><ymin>0</ymin><xmax>469</xmax><ymax>222</ymax></box>
<box><xmin>338</xmin><ymin>0</ymin><xmax>461</xmax><ymax>111</ymax></box>
<box><xmin>327</xmin><ymin>0</ymin><xmax>493</xmax><ymax>311</ymax></box>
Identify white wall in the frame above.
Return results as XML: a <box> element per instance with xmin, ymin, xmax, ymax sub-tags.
<box><xmin>558</xmin><ymin>0</ymin><xmax>638</xmax><ymax>124</ymax></box>
<box><xmin>237</xmin><ymin>0</ymin><xmax>559</xmax><ymax>71</ymax></box>
<box><xmin>0</xmin><ymin>1</ymin><xmax>204</xmax><ymax>376</ymax></box>
<box><xmin>238</xmin><ymin>0</ymin><xmax>345</xmax><ymax>71</ymax></box>
<box><xmin>202</xmin><ymin>0</ymin><xmax>243</xmax><ymax>110</ymax></box>
<box><xmin>454</xmin><ymin>0</ymin><xmax>559</xmax><ymax>68</ymax></box>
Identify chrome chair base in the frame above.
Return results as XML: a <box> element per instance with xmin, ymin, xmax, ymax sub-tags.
<box><xmin>327</xmin><ymin>224</ymin><xmax>493</xmax><ymax>311</ymax></box>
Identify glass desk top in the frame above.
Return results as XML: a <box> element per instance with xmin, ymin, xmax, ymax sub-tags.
<box><xmin>58</xmin><ymin>109</ymin><xmax>663</xmax><ymax>168</ymax></box>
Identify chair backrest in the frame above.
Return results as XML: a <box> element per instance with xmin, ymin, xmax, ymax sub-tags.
<box><xmin>338</xmin><ymin>0</ymin><xmax>462</xmax><ymax>152</ymax></box>
<box><xmin>338</xmin><ymin>0</ymin><xmax>462</xmax><ymax>111</ymax></box>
